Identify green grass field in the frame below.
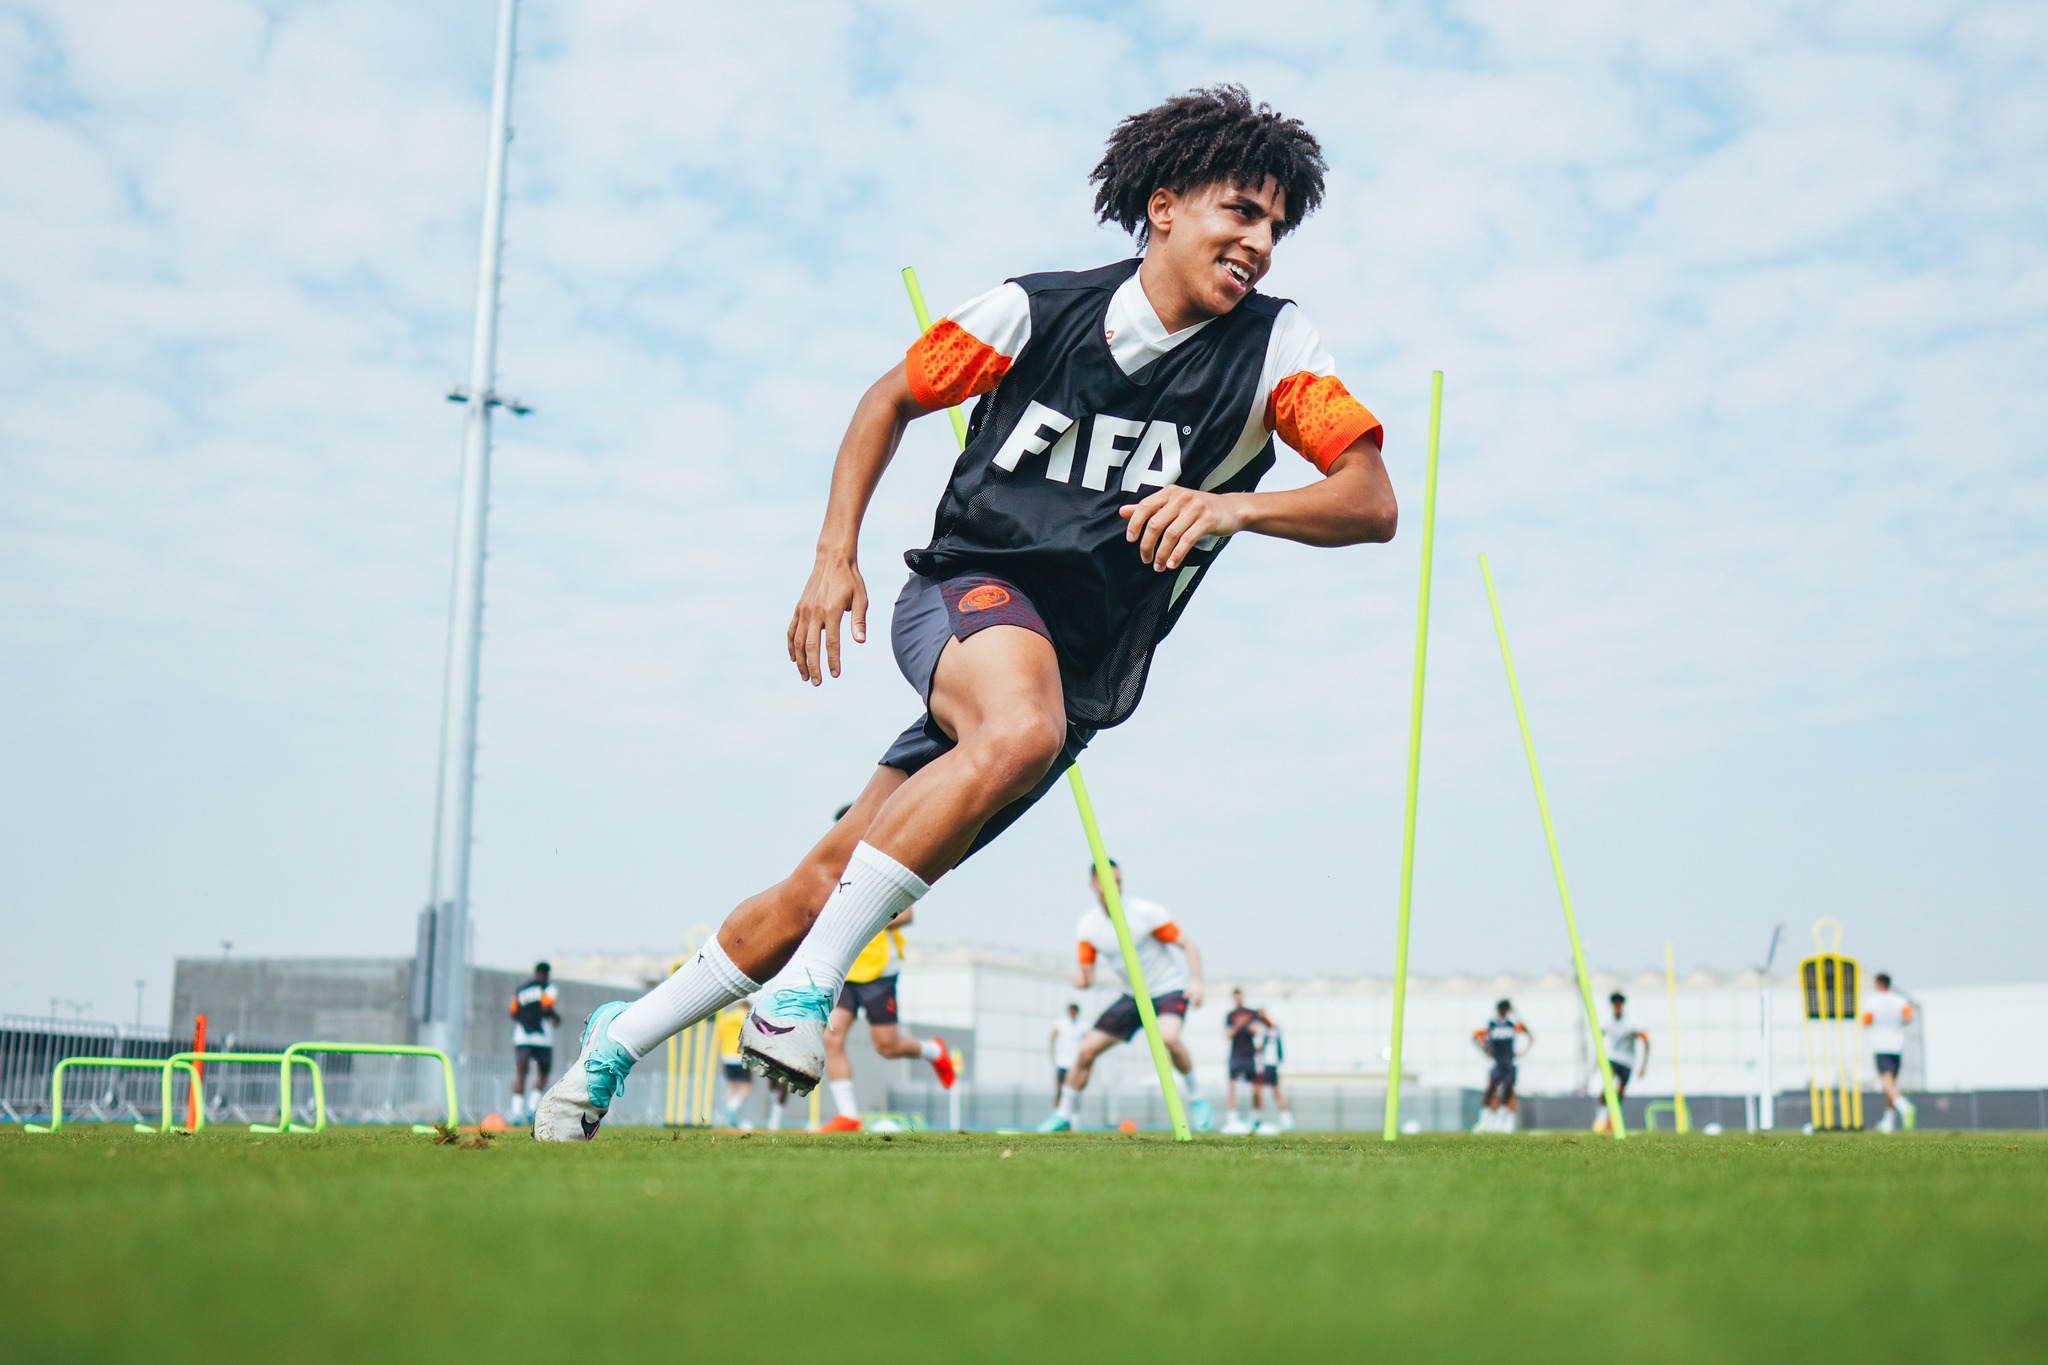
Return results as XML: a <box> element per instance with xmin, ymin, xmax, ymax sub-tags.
<box><xmin>4</xmin><ymin>1126</ymin><xmax>2043</xmax><ymax>1363</ymax></box>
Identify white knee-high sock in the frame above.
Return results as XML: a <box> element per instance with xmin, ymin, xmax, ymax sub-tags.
<box><xmin>829</xmin><ymin>1079</ymin><xmax>859</xmax><ymax>1120</ymax></box>
<box><xmin>759</xmin><ymin>842</ymin><xmax>928</xmax><ymax>1003</ymax></box>
<box><xmin>610</xmin><ymin>936</ymin><xmax>759</xmax><ymax>1061</ymax></box>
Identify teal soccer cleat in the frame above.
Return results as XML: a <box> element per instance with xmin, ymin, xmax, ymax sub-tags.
<box><xmin>532</xmin><ymin>1001</ymin><xmax>634</xmax><ymax>1142</ymax></box>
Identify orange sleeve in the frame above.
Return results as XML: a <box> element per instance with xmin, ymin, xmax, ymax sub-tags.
<box><xmin>1265</xmin><ymin>372</ymin><xmax>1382</xmax><ymax>474</ymax></box>
<box><xmin>1077</xmin><ymin>941</ymin><xmax>1097</xmax><ymax>966</ymax></box>
<box><xmin>1151</xmin><ymin>923</ymin><xmax>1182</xmax><ymax>944</ymax></box>
<box><xmin>1902</xmin><ymin>1004</ymin><xmax>1915</xmax><ymax>1022</ymax></box>
<box><xmin>542</xmin><ymin>989</ymin><xmax>556</xmax><ymax>1008</ymax></box>
<box><xmin>509</xmin><ymin>996</ymin><xmax>518</xmax><ymax>1015</ymax></box>
<box><xmin>905</xmin><ymin>320</ymin><xmax>1013</xmax><ymax>410</ymax></box>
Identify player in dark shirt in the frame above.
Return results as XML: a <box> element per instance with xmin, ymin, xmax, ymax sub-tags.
<box><xmin>536</xmin><ymin>86</ymin><xmax>1399</xmax><ymax>1142</ymax></box>
<box><xmin>1471</xmin><ymin>999</ymin><xmax>1533</xmax><ymax>1133</ymax></box>
<box><xmin>507</xmin><ymin>962</ymin><xmax>561</xmax><ymax>1125</ymax></box>
<box><xmin>1223</xmin><ymin>988</ymin><xmax>1271</xmax><ymax>1134</ymax></box>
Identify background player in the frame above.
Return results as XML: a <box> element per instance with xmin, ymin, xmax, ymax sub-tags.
<box><xmin>1592</xmin><ymin>991</ymin><xmax>1648</xmax><ymax>1133</ymax></box>
<box><xmin>1039</xmin><ymin>861</ymin><xmax>1212</xmax><ymax>1133</ymax></box>
<box><xmin>819</xmin><ymin>904</ymin><xmax>955</xmax><ymax>1133</ymax></box>
<box><xmin>1223</xmin><ymin>987</ymin><xmax>1272</xmax><ymax>1134</ymax></box>
<box><xmin>1863</xmin><ymin>972</ymin><xmax>1918</xmax><ymax>1132</ymax></box>
<box><xmin>1254</xmin><ymin>1018</ymin><xmax>1291</xmax><ymax>1135</ymax></box>
<box><xmin>1472</xmin><ymin>999</ymin><xmax>1532</xmax><ymax>1133</ymax></box>
<box><xmin>1050</xmin><ymin>1002</ymin><xmax>1087</xmax><ymax>1108</ymax></box>
<box><xmin>715</xmin><ymin>999</ymin><xmax>753</xmax><ymax>1129</ymax></box>
<box><xmin>507</xmin><ymin>961</ymin><xmax>559</xmax><ymax>1124</ymax></box>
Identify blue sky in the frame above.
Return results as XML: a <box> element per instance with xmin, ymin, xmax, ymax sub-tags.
<box><xmin>1</xmin><ymin>0</ymin><xmax>2043</xmax><ymax>1023</ymax></box>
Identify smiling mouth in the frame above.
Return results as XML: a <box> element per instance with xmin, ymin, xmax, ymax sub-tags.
<box><xmin>1221</xmin><ymin>259</ymin><xmax>1253</xmax><ymax>290</ymax></box>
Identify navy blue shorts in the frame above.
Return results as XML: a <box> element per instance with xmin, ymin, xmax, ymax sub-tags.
<box><xmin>514</xmin><ymin>1045</ymin><xmax>552</xmax><ymax>1069</ymax></box>
<box><xmin>1487</xmin><ymin>1063</ymin><xmax>1517</xmax><ymax>1096</ymax></box>
<box><xmin>1091</xmin><ymin>991</ymin><xmax>1189</xmax><ymax>1043</ymax></box>
<box><xmin>722</xmin><ymin>1062</ymin><xmax>750</xmax><ymax>1082</ymax></box>
<box><xmin>1875</xmin><ymin>1053</ymin><xmax>1902</xmax><ymax>1077</ymax></box>
<box><xmin>1258</xmin><ymin>1066</ymin><xmax>1280</xmax><ymax>1087</ymax></box>
<box><xmin>880</xmin><ymin>572</ymin><xmax>1095</xmax><ymax>861</ymax></box>
<box><xmin>1229</xmin><ymin>1054</ymin><xmax>1259</xmax><ymax>1082</ymax></box>
<box><xmin>836</xmin><ymin>974</ymin><xmax>900</xmax><ymax>1025</ymax></box>
<box><xmin>1609</xmin><ymin>1061</ymin><xmax>1632</xmax><ymax>1093</ymax></box>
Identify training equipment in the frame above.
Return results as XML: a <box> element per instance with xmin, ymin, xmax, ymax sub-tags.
<box><xmin>268</xmin><ymin>1043</ymin><xmax>458</xmax><ymax>1135</ymax></box>
<box><xmin>1799</xmin><ymin>918</ymin><xmax>1863</xmax><ymax>1131</ymax></box>
<box><xmin>24</xmin><ymin>1056</ymin><xmax>201</xmax><ymax>1134</ymax></box>
<box><xmin>739</xmin><ymin>987</ymin><xmax>833</xmax><ymax>1093</ymax></box>
<box><xmin>903</xmin><ymin>264</ymin><xmax>1190</xmax><ymax>1143</ymax></box>
<box><xmin>1480</xmin><ymin>555</ymin><xmax>1627</xmax><ymax>1139</ymax></box>
<box><xmin>1384</xmin><ymin>370</ymin><xmax>1444</xmax><ymax>1143</ymax></box>
<box><xmin>167</xmin><ymin>1052</ymin><xmax>325</xmax><ymax>1135</ymax></box>
<box><xmin>533</xmin><ymin>1001</ymin><xmax>633</xmax><ymax>1141</ymax></box>
<box><xmin>1663</xmin><ymin>942</ymin><xmax>1692</xmax><ymax>1133</ymax></box>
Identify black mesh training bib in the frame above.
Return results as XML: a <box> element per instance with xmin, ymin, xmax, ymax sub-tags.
<box><xmin>906</xmin><ymin>260</ymin><xmax>1283</xmax><ymax>727</ymax></box>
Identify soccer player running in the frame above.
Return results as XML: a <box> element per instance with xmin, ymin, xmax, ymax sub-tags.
<box><xmin>1050</xmin><ymin>1002</ymin><xmax>1087</xmax><ymax>1108</ymax></box>
<box><xmin>534</xmin><ymin>86</ymin><xmax>1396</xmax><ymax>1141</ymax></box>
<box><xmin>1472</xmin><ymin>1000</ymin><xmax>1532</xmax><ymax>1133</ymax></box>
<box><xmin>1222</xmin><ymin>988</ymin><xmax>1272</xmax><ymax>1134</ymax></box>
<box><xmin>1039</xmin><ymin>861</ymin><xmax>1212</xmax><ymax>1132</ymax></box>
<box><xmin>1591</xmin><ymin>991</ymin><xmax>1648</xmax><ymax>1134</ymax></box>
<box><xmin>1254</xmin><ymin>1018</ymin><xmax>1291</xmax><ymax>1134</ymax></box>
<box><xmin>507</xmin><ymin>961</ymin><xmax>560</xmax><ymax>1124</ymax></box>
<box><xmin>819</xmin><ymin>908</ymin><xmax>956</xmax><ymax>1133</ymax></box>
<box><xmin>715</xmin><ymin>1000</ymin><xmax>754</xmax><ymax>1128</ymax></box>
<box><xmin>1862</xmin><ymin>972</ymin><xmax>1917</xmax><ymax>1132</ymax></box>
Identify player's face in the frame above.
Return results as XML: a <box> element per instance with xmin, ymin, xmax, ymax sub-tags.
<box><xmin>1147</xmin><ymin>177</ymin><xmax>1285</xmax><ymax>318</ymax></box>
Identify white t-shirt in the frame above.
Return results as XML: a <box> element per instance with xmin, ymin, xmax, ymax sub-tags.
<box><xmin>1604</xmin><ymin>1014</ymin><xmax>1643</xmax><ymax>1068</ymax></box>
<box><xmin>1052</xmin><ymin>1016</ymin><xmax>1088</xmax><ymax>1069</ymax></box>
<box><xmin>1076</xmin><ymin>896</ymin><xmax>1190</xmax><ymax>997</ymax></box>
<box><xmin>1257</xmin><ymin>1026</ymin><xmax>1284</xmax><ymax>1070</ymax></box>
<box><xmin>1865</xmin><ymin>991</ymin><xmax>1912</xmax><ymax>1055</ymax></box>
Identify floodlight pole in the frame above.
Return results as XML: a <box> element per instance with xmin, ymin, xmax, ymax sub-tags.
<box><xmin>420</xmin><ymin>0</ymin><xmax>521</xmax><ymax>1071</ymax></box>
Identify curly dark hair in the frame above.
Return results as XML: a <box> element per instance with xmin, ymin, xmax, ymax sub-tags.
<box><xmin>1090</xmin><ymin>85</ymin><xmax>1327</xmax><ymax>247</ymax></box>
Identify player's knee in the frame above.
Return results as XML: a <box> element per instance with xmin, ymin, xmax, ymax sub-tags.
<box><xmin>971</xmin><ymin>710</ymin><xmax>1063</xmax><ymax>794</ymax></box>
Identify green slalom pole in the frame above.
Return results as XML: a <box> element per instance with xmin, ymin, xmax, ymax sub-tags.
<box><xmin>902</xmin><ymin>265</ymin><xmax>1192</xmax><ymax>1141</ymax></box>
<box><xmin>1066</xmin><ymin>765</ymin><xmax>1194</xmax><ymax>1141</ymax></box>
<box><xmin>1478</xmin><ymin>555</ymin><xmax>1626</xmax><ymax>1138</ymax></box>
<box><xmin>1383</xmin><ymin>371</ymin><xmax>1444</xmax><ymax>1142</ymax></box>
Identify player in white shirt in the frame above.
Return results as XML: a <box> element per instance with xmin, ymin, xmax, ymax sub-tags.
<box><xmin>1253</xmin><ymin>1021</ymin><xmax>1291</xmax><ymax>1135</ymax></box>
<box><xmin>1049</xmin><ymin>1003</ymin><xmax>1088</xmax><ymax>1108</ymax></box>
<box><xmin>1037</xmin><ymin>861</ymin><xmax>1213</xmax><ymax>1133</ymax></box>
<box><xmin>1862</xmin><ymin>972</ymin><xmax>1917</xmax><ymax>1132</ymax></box>
<box><xmin>1592</xmin><ymin>992</ymin><xmax>1649</xmax><ymax>1134</ymax></box>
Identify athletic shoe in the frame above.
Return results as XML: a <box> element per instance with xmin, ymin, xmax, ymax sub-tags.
<box><xmin>1278</xmin><ymin>1112</ymin><xmax>1295</xmax><ymax>1132</ymax></box>
<box><xmin>1221</xmin><ymin>1116</ymin><xmax>1253</xmax><ymax>1136</ymax></box>
<box><xmin>1035</xmin><ymin>1112</ymin><xmax>1073</xmax><ymax>1133</ymax></box>
<box><xmin>739</xmin><ymin>986</ymin><xmax>833</xmax><ymax>1094</ymax></box>
<box><xmin>819</xmin><ymin>1114</ymin><xmax>862</xmax><ymax>1133</ymax></box>
<box><xmin>1255</xmin><ymin>1121</ymin><xmax>1282</xmax><ymax>1137</ymax></box>
<box><xmin>1877</xmin><ymin>1109</ymin><xmax>1897</xmax><ymax>1133</ymax></box>
<box><xmin>928</xmin><ymin>1036</ymin><xmax>957</xmax><ymax>1090</ymax></box>
<box><xmin>1900</xmin><ymin>1098</ymin><xmax>1917</xmax><ymax>1132</ymax></box>
<box><xmin>1186</xmin><ymin>1097</ymin><xmax>1215</xmax><ymax>1133</ymax></box>
<box><xmin>532</xmin><ymin>1001</ymin><xmax>634</xmax><ymax>1142</ymax></box>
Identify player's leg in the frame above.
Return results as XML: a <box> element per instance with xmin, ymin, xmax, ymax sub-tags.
<box><xmin>509</xmin><ymin>1050</ymin><xmax>531</xmax><ymax>1122</ymax></box>
<box><xmin>859</xmin><ymin>978</ymin><xmax>956</xmax><ymax>1085</ymax></box>
<box><xmin>1154</xmin><ymin>1007</ymin><xmax>1212</xmax><ymax>1131</ymax></box>
<box><xmin>722</xmin><ymin>1066</ymin><xmax>753</xmax><ymax>1128</ymax></box>
<box><xmin>820</xmin><ymin>1002</ymin><xmax>862</xmax><ymax>1131</ymax></box>
<box><xmin>1042</xmin><ymin>1026</ymin><xmax>1122</xmax><ymax>1131</ymax></box>
<box><xmin>740</xmin><ymin>626</ymin><xmax>1065</xmax><ymax>1087</ymax></box>
<box><xmin>1271</xmin><ymin>1073</ymin><xmax>1292</xmax><ymax>1131</ymax></box>
<box><xmin>1052</xmin><ymin>1066</ymin><xmax>1067</xmax><ymax>1109</ymax></box>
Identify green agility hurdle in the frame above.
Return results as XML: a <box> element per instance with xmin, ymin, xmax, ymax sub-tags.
<box><xmin>162</xmin><ymin>1052</ymin><xmax>325</xmax><ymax>1134</ymax></box>
<box><xmin>274</xmin><ymin>1043</ymin><xmax>458</xmax><ymax>1134</ymax></box>
<box><xmin>900</xmin><ymin>266</ymin><xmax>1193</xmax><ymax>1142</ymax></box>
<box><xmin>24</xmin><ymin>1056</ymin><xmax>203</xmax><ymax>1133</ymax></box>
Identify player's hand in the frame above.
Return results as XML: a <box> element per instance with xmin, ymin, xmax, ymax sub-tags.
<box><xmin>787</xmin><ymin>548</ymin><xmax>868</xmax><ymax>685</ymax></box>
<box><xmin>1119</xmin><ymin>487</ymin><xmax>1247</xmax><ymax>572</ymax></box>
<box><xmin>1187</xmin><ymin>983</ymin><xmax>1205</xmax><ymax>1008</ymax></box>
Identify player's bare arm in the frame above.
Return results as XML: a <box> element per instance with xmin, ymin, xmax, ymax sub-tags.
<box><xmin>1121</xmin><ymin>439</ymin><xmax>1396</xmax><ymax>571</ymax></box>
<box><xmin>788</xmin><ymin>362</ymin><xmax>937</xmax><ymax>684</ymax></box>
<box><xmin>1180</xmin><ymin>935</ymin><xmax>1206</xmax><ymax>1008</ymax></box>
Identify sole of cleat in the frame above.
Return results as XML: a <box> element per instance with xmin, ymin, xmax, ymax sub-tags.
<box><xmin>740</xmin><ymin>1047</ymin><xmax>820</xmax><ymax>1095</ymax></box>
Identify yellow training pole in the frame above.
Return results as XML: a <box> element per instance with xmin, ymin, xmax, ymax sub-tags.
<box><xmin>902</xmin><ymin>264</ymin><xmax>1192</xmax><ymax>1141</ymax></box>
<box><xmin>1664</xmin><ymin>941</ymin><xmax>1690</xmax><ymax>1134</ymax></box>
<box><xmin>664</xmin><ymin>1035</ymin><xmax>680</xmax><ymax>1125</ymax></box>
<box><xmin>1383</xmin><ymin>371</ymin><xmax>1443</xmax><ymax>1142</ymax></box>
<box><xmin>1479</xmin><ymin>555</ymin><xmax>1626</xmax><ymax>1139</ymax></box>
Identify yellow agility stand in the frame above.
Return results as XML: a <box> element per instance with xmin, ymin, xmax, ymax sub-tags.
<box><xmin>663</xmin><ymin>926</ymin><xmax>724</xmax><ymax>1126</ymax></box>
<box><xmin>1663</xmin><ymin>942</ymin><xmax>1691</xmax><ymax>1134</ymax></box>
<box><xmin>1800</xmin><ymin>918</ymin><xmax>1863</xmax><ymax>1131</ymax></box>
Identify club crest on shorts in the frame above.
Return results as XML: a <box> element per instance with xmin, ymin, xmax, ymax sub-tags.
<box><xmin>958</xmin><ymin>584</ymin><xmax>1012</xmax><ymax>612</ymax></box>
